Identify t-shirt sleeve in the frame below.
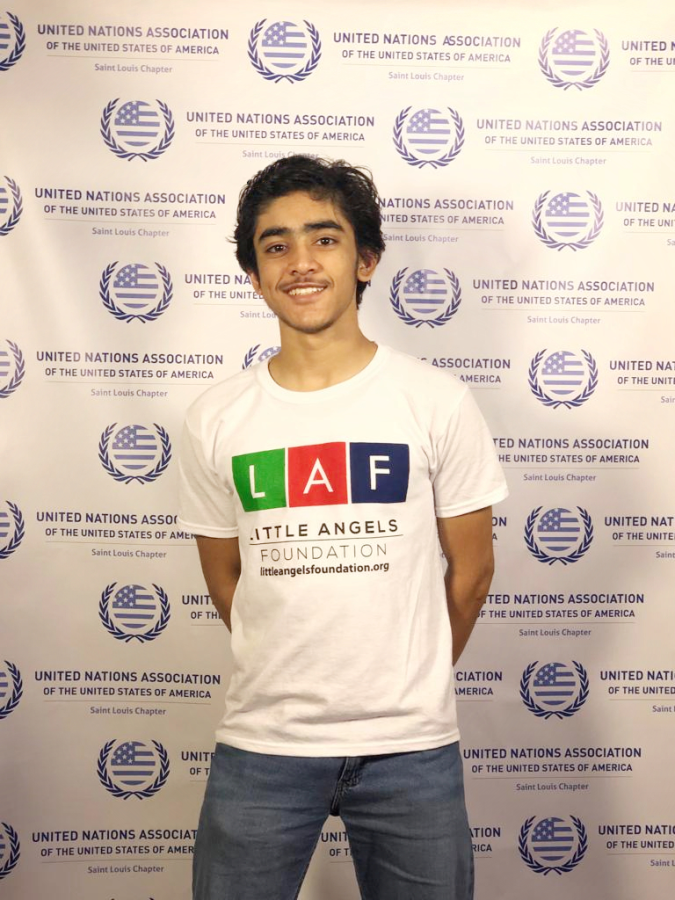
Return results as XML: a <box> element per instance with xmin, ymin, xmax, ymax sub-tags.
<box><xmin>431</xmin><ymin>386</ymin><xmax>508</xmax><ymax>517</ymax></box>
<box><xmin>177</xmin><ymin>415</ymin><xmax>238</xmax><ymax>538</ymax></box>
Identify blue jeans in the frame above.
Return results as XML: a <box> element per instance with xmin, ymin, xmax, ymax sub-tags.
<box><xmin>193</xmin><ymin>741</ymin><xmax>474</xmax><ymax>900</ymax></box>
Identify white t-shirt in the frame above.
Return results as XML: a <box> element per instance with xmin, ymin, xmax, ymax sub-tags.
<box><xmin>178</xmin><ymin>346</ymin><xmax>508</xmax><ymax>756</ymax></box>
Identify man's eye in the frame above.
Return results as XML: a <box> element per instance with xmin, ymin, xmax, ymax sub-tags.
<box><xmin>266</xmin><ymin>244</ymin><xmax>285</xmax><ymax>253</ymax></box>
<box><xmin>317</xmin><ymin>236</ymin><xmax>335</xmax><ymax>245</ymax></box>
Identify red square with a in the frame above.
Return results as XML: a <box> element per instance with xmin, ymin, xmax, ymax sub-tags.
<box><xmin>287</xmin><ymin>442</ymin><xmax>348</xmax><ymax>507</ymax></box>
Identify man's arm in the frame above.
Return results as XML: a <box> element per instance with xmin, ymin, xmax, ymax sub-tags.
<box><xmin>195</xmin><ymin>536</ymin><xmax>241</xmax><ymax>631</ymax></box>
<box><xmin>437</xmin><ymin>506</ymin><xmax>495</xmax><ymax>665</ymax></box>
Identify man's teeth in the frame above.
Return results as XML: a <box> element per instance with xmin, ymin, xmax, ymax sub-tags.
<box><xmin>289</xmin><ymin>286</ymin><xmax>323</xmax><ymax>296</ymax></box>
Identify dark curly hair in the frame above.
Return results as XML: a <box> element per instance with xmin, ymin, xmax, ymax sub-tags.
<box><xmin>234</xmin><ymin>155</ymin><xmax>385</xmax><ymax>307</ymax></box>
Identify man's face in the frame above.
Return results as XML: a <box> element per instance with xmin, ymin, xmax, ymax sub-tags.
<box><xmin>248</xmin><ymin>191</ymin><xmax>377</xmax><ymax>337</ymax></box>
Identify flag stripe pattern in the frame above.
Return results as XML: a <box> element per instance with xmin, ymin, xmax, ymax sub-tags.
<box><xmin>112</xmin><ymin>584</ymin><xmax>157</xmax><ymax>630</ymax></box>
<box><xmin>533</xmin><ymin>662</ymin><xmax>576</xmax><ymax>707</ymax></box>
<box><xmin>406</xmin><ymin>108</ymin><xmax>452</xmax><ymax>156</ymax></box>
<box><xmin>113</xmin><ymin>101</ymin><xmax>161</xmax><ymax>148</ymax></box>
<box><xmin>111</xmin><ymin>741</ymin><xmax>157</xmax><ymax>786</ymax></box>
<box><xmin>261</xmin><ymin>21</ymin><xmax>307</xmax><ymax>70</ymax></box>
<box><xmin>403</xmin><ymin>269</ymin><xmax>448</xmax><ymax>312</ymax></box>
<box><xmin>544</xmin><ymin>192</ymin><xmax>590</xmax><ymax>240</ymax></box>
<box><xmin>541</xmin><ymin>350</ymin><xmax>585</xmax><ymax>397</ymax></box>
<box><xmin>552</xmin><ymin>30</ymin><xmax>596</xmax><ymax>77</ymax></box>
<box><xmin>112</xmin><ymin>264</ymin><xmax>160</xmax><ymax>312</ymax></box>
<box><xmin>0</xmin><ymin>510</ymin><xmax>10</xmax><ymax>540</ymax></box>
<box><xmin>111</xmin><ymin>425</ymin><xmax>159</xmax><ymax>473</ymax></box>
<box><xmin>531</xmin><ymin>817</ymin><xmax>575</xmax><ymax>862</ymax></box>
<box><xmin>537</xmin><ymin>507</ymin><xmax>581</xmax><ymax>553</ymax></box>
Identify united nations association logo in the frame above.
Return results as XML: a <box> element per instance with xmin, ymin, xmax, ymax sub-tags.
<box><xmin>101</xmin><ymin>99</ymin><xmax>175</xmax><ymax>161</ymax></box>
<box><xmin>519</xmin><ymin>815</ymin><xmax>587</xmax><ymax>874</ymax></box>
<box><xmin>525</xmin><ymin>506</ymin><xmax>593</xmax><ymax>566</ymax></box>
<box><xmin>389</xmin><ymin>267</ymin><xmax>461</xmax><ymax>328</ymax></box>
<box><xmin>97</xmin><ymin>739</ymin><xmax>170</xmax><ymax>799</ymax></box>
<box><xmin>0</xmin><ymin>822</ymin><xmax>20</xmax><ymax>880</ymax></box>
<box><xmin>99</xmin><ymin>423</ymin><xmax>171</xmax><ymax>484</ymax></box>
<box><xmin>533</xmin><ymin>190</ymin><xmax>603</xmax><ymax>250</ymax></box>
<box><xmin>0</xmin><ymin>12</ymin><xmax>25</xmax><ymax>71</ymax></box>
<box><xmin>242</xmin><ymin>344</ymin><xmax>280</xmax><ymax>369</ymax></box>
<box><xmin>100</xmin><ymin>262</ymin><xmax>173</xmax><ymax>323</ymax></box>
<box><xmin>100</xmin><ymin>583</ymin><xmax>170</xmax><ymax>643</ymax></box>
<box><xmin>0</xmin><ymin>176</ymin><xmax>22</xmax><ymax>236</ymax></box>
<box><xmin>393</xmin><ymin>107</ymin><xmax>464</xmax><ymax>169</ymax></box>
<box><xmin>529</xmin><ymin>349</ymin><xmax>598</xmax><ymax>408</ymax></box>
<box><xmin>248</xmin><ymin>19</ymin><xmax>321</xmax><ymax>82</ymax></box>
<box><xmin>0</xmin><ymin>340</ymin><xmax>24</xmax><ymax>398</ymax></box>
<box><xmin>0</xmin><ymin>661</ymin><xmax>22</xmax><ymax>720</ymax></box>
<box><xmin>0</xmin><ymin>500</ymin><xmax>24</xmax><ymax>559</ymax></box>
<box><xmin>539</xmin><ymin>28</ymin><xmax>609</xmax><ymax>90</ymax></box>
<box><xmin>520</xmin><ymin>661</ymin><xmax>589</xmax><ymax>719</ymax></box>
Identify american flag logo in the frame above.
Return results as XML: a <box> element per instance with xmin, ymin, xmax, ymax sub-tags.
<box><xmin>0</xmin><ymin>18</ymin><xmax>12</xmax><ymax>54</ymax></box>
<box><xmin>112</xmin><ymin>264</ymin><xmax>160</xmax><ymax>314</ymax></box>
<box><xmin>0</xmin><ymin>346</ymin><xmax>11</xmax><ymax>382</ymax></box>
<box><xmin>551</xmin><ymin>29</ymin><xmax>597</xmax><ymax>77</ymax></box>
<box><xmin>0</xmin><ymin>184</ymin><xmax>9</xmax><ymax>219</ymax></box>
<box><xmin>110</xmin><ymin>741</ymin><xmax>158</xmax><ymax>788</ymax></box>
<box><xmin>541</xmin><ymin>350</ymin><xmax>586</xmax><ymax>397</ymax></box>
<box><xmin>537</xmin><ymin>507</ymin><xmax>582</xmax><ymax>554</ymax></box>
<box><xmin>402</xmin><ymin>269</ymin><xmax>449</xmax><ymax>315</ymax></box>
<box><xmin>112</xmin><ymin>584</ymin><xmax>158</xmax><ymax>632</ymax></box>
<box><xmin>0</xmin><ymin>507</ymin><xmax>10</xmax><ymax>541</ymax></box>
<box><xmin>543</xmin><ymin>192</ymin><xmax>590</xmax><ymax>241</ymax></box>
<box><xmin>111</xmin><ymin>424</ymin><xmax>160</xmax><ymax>474</ymax></box>
<box><xmin>531</xmin><ymin>817</ymin><xmax>575</xmax><ymax>863</ymax></box>
<box><xmin>532</xmin><ymin>662</ymin><xmax>577</xmax><ymax>709</ymax></box>
<box><xmin>261</xmin><ymin>20</ymin><xmax>308</xmax><ymax>71</ymax></box>
<box><xmin>405</xmin><ymin>108</ymin><xmax>452</xmax><ymax>157</ymax></box>
<box><xmin>112</xmin><ymin>101</ymin><xmax>162</xmax><ymax>149</ymax></box>
<box><xmin>0</xmin><ymin>666</ymin><xmax>8</xmax><ymax>702</ymax></box>
<box><xmin>0</xmin><ymin>827</ymin><xmax>5</xmax><ymax>861</ymax></box>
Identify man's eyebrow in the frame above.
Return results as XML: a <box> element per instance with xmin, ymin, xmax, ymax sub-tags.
<box><xmin>257</xmin><ymin>220</ymin><xmax>345</xmax><ymax>243</ymax></box>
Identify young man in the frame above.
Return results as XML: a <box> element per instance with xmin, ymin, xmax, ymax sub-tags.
<box><xmin>178</xmin><ymin>155</ymin><xmax>508</xmax><ymax>900</ymax></box>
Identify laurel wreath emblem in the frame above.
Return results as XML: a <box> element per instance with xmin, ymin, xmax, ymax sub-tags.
<box><xmin>98</xmin><ymin>423</ymin><xmax>172</xmax><ymax>485</ymax></box>
<box><xmin>525</xmin><ymin>506</ymin><xmax>593</xmax><ymax>566</ymax></box>
<box><xmin>528</xmin><ymin>349</ymin><xmax>598</xmax><ymax>408</ymax></box>
<box><xmin>532</xmin><ymin>191</ymin><xmax>603</xmax><ymax>251</ymax></box>
<box><xmin>389</xmin><ymin>268</ymin><xmax>462</xmax><ymax>328</ymax></box>
<box><xmin>520</xmin><ymin>661</ymin><xmax>589</xmax><ymax>719</ymax></box>
<box><xmin>100</xmin><ymin>99</ymin><xmax>175</xmax><ymax>161</ymax></box>
<box><xmin>97</xmin><ymin>740</ymin><xmax>170</xmax><ymax>800</ymax></box>
<box><xmin>0</xmin><ymin>341</ymin><xmax>25</xmax><ymax>398</ymax></box>
<box><xmin>519</xmin><ymin>816</ymin><xmax>588</xmax><ymax>874</ymax></box>
<box><xmin>0</xmin><ymin>13</ymin><xmax>25</xmax><ymax>71</ymax></box>
<box><xmin>0</xmin><ymin>823</ymin><xmax>20</xmax><ymax>880</ymax></box>
<box><xmin>539</xmin><ymin>28</ymin><xmax>610</xmax><ymax>91</ymax></box>
<box><xmin>99</xmin><ymin>263</ymin><xmax>173</xmax><ymax>323</ymax></box>
<box><xmin>248</xmin><ymin>20</ymin><xmax>322</xmax><ymax>83</ymax></box>
<box><xmin>393</xmin><ymin>107</ymin><xmax>465</xmax><ymax>169</ymax></box>
<box><xmin>0</xmin><ymin>662</ymin><xmax>23</xmax><ymax>720</ymax></box>
<box><xmin>0</xmin><ymin>502</ymin><xmax>25</xmax><ymax>559</ymax></box>
<box><xmin>99</xmin><ymin>583</ymin><xmax>171</xmax><ymax>643</ymax></box>
<box><xmin>0</xmin><ymin>178</ymin><xmax>23</xmax><ymax>236</ymax></box>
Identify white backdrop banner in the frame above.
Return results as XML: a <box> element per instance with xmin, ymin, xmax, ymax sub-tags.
<box><xmin>1</xmin><ymin>1</ymin><xmax>674</xmax><ymax>898</ymax></box>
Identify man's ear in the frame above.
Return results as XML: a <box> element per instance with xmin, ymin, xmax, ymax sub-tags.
<box><xmin>357</xmin><ymin>251</ymin><xmax>378</xmax><ymax>283</ymax></box>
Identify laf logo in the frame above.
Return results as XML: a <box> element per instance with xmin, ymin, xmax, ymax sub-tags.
<box><xmin>233</xmin><ymin>442</ymin><xmax>410</xmax><ymax>512</ymax></box>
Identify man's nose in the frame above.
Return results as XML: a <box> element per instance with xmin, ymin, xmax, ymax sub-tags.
<box><xmin>288</xmin><ymin>242</ymin><xmax>318</xmax><ymax>275</ymax></box>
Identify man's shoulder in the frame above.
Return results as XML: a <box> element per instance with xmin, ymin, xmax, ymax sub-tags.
<box><xmin>184</xmin><ymin>365</ymin><xmax>258</xmax><ymax>423</ymax></box>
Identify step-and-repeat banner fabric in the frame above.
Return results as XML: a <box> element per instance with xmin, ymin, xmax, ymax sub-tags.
<box><xmin>1</xmin><ymin>1</ymin><xmax>673</xmax><ymax>898</ymax></box>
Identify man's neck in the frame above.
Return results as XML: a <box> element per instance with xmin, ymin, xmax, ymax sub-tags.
<box><xmin>268</xmin><ymin>328</ymin><xmax>377</xmax><ymax>392</ymax></box>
